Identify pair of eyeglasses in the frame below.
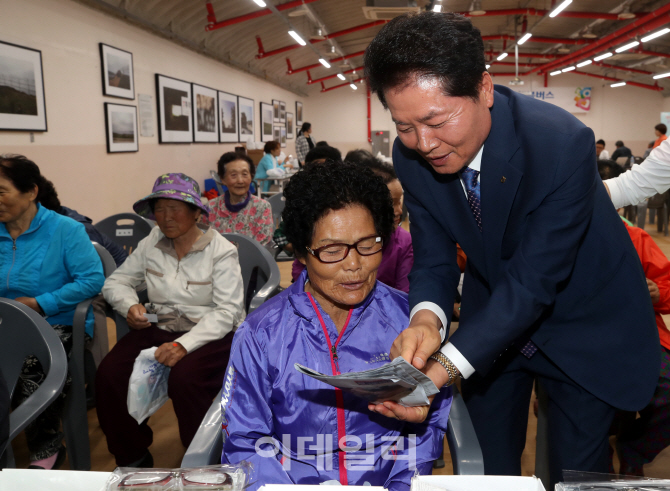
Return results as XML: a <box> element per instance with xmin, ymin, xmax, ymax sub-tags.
<box><xmin>306</xmin><ymin>235</ymin><xmax>383</xmax><ymax>263</ymax></box>
<box><xmin>119</xmin><ymin>469</ymin><xmax>234</xmax><ymax>489</ymax></box>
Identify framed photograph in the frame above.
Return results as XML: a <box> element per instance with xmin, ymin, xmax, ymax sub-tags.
<box><xmin>273</xmin><ymin>125</ymin><xmax>281</xmax><ymax>144</ymax></box>
<box><xmin>296</xmin><ymin>101</ymin><xmax>303</xmax><ymax>127</ymax></box>
<box><xmin>272</xmin><ymin>99</ymin><xmax>280</xmax><ymax>123</ymax></box>
<box><xmin>260</xmin><ymin>102</ymin><xmax>274</xmax><ymax>142</ymax></box>
<box><xmin>192</xmin><ymin>83</ymin><xmax>218</xmax><ymax>143</ymax></box>
<box><xmin>280</xmin><ymin>126</ymin><xmax>287</xmax><ymax>148</ymax></box>
<box><xmin>238</xmin><ymin>96</ymin><xmax>255</xmax><ymax>142</ymax></box>
<box><xmin>279</xmin><ymin>101</ymin><xmax>286</xmax><ymax>123</ymax></box>
<box><xmin>0</xmin><ymin>41</ymin><xmax>47</xmax><ymax>131</ymax></box>
<box><xmin>104</xmin><ymin>103</ymin><xmax>138</xmax><ymax>153</ymax></box>
<box><xmin>99</xmin><ymin>43</ymin><xmax>134</xmax><ymax>100</ymax></box>
<box><xmin>155</xmin><ymin>74</ymin><xmax>193</xmax><ymax>143</ymax></box>
<box><xmin>286</xmin><ymin>112</ymin><xmax>294</xmax><ymax>139</ymax></box>
<box><xmin>218</xmin><ymin>90</ymin><xmax>238</xmax><ymax>143</ymax></box>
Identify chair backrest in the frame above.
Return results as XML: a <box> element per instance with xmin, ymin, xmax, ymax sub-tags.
<box><xmin>266</xmin><ymin>192</ymin><xmax>285</xmax><ymax>228</ymax></box>
<box><xmin>182</xmin><ymin>384</ymin><xmax>484</xmax><ymax>473</ymax></box>
<box><xmin>210</xmin><ymin>170</ymin><xmax>226</xmax><ymax>196</ymax></box>
<box><xmin>0</xmin><ymin>298</ymin><xmax>68</xmax><ymax>442</ymax></box>
<box><xmin>92</xmin><ymin>242</ymin><xmax>117</xmax><ymax>278</ymax></box>
<box><xmin>94</xmin><ymin>213</ymin><xmax>154</xmax><ymax>255</ymax></box>
<box><xmin>222</xmin><ymin>233</ymin><xmax>281</xmax><ymax>314</ymax></box>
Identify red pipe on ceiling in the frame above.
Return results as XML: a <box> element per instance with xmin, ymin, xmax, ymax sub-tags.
<box><xmin>593</xmin><ymin>62</ymin><xmax>653</xmax><ymax>75</ymax></box>
<box><xmin>257</xmin><ymin>20</ymin><xmax>386</xmax><ymax>59</ymax></box>
<box><xmin>482</xmin><ymin>34</ymin><xmax>587</xmax><ymax>45</ymax></box>
<box><xmin>287</xmin><ymin>50</ymin><xmax>365</xmax><ymax>74</ymax></box>
<box><xmin>205</xmin><ymin>0</ymin><xmax>319</xmax><ymax>31</ymax></box>
<box><xmin>574</xmin><ymin>70</ymin><xmax>663</xmax><ymax>91</ymax></box>
<box><xmin>532</xmin><ymin>4</ymin><xmax>670</xmax><ymax>75</ymax></box>
<box><xmin>485</xmin><ymin>51</ymin><xmax>561</xmax><ymax>59</ymax></box>
<box><xmin>321</xmin><ymin>78</ymin><xmax>363</xmax><ymax>92</ymax></box>
<box><xmin>460</xmin><ymin>8</ymin><xmax>632</xmax><ymax>20</ymax></box>
<box><xmin>633</xmin><ymin>48</ymin><xmax>670</xmax><ymax>59</ymax></box>
<box><xmin>308</xmin><ymin>66</ymin><xmax>364</xmax><ymax>84</ymax></box>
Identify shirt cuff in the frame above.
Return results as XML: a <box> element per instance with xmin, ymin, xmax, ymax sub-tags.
<box><xmin>34</xmin><ymin>292</ymin><xmax>59</xmax><ymax>317</ymax></box>
<box><xmin>439</xmin><ymin>343</ymin><xmax>475</xmax><ymax>379</ymax></box>
<box><xmin>605</xmin><ymin>178</ymin><xmax>624</xmax><ymax>210</ymax></box>
<box><xmin>409</xmin><ymin>301</ymin><xmax>447</xmax><ymax>342</ymax></box>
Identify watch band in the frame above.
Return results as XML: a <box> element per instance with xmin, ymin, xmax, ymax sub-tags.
<box><xmin>429</xmin><ymin>351</ymin><xmax>460</xmax><ymax>387</ymax></box>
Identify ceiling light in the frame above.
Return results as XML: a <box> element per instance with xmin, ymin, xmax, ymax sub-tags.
<box><xmin>641</xmin><ymin>28</ymin><xmax>670</xmax><ymax>43</ymax></box>
<box><xmin>469</xmin><ymin>0</ymin><xmax>486</xmax><ymax>16</ymax></box>
<box><xmin>610</xmin><ymin>82</ymin><xmax>626</xmax><ymax>87</ymax></box>
<box><xmin>288</xmin><ymin>31</ymin><xmax>306</xmax><ymax>46</ymax></box>
<box><xmin>557</xmin><ymin>47</ymin><xmax>571</xmax><ymax>53</ymax></box>
<box><xmin>615</xmin><ymin>41</ymin><xmax>640</xmax><ymax>53</ymax></box>
<box><xmin>319</xmin><ymin>58</ymin><xmax>331</xmax><ymax>68</ymax></box>
<box><xmin>496</xmin><ymin>52</ymin><xmax>508</xmax><ymax>61</ymax></box>
<box><xmin>518</xmin><ymin>33</ymin><xmax>532</xmax><ymax>45</ymax></box>
<box><xmin>337</xmin><ymin>74</ymin><xmax>346</xmax><ymax>80</ymax></box>
<box><xmin>576</xmin><ymin>60</ymin><xmax>592</xmax><ymax>67</ymax></box>
<box><xmin>562</xmin><ymin>66</ymin><xmax>575</xmax><ymax>72</ymax></box>
<box><xmin>618</xmin><ymin>6</ymin><xmax>636</xmax><ymax>20</ymax></box>
<box><xmin>350</xmin><ymin>83</ymin><xmax>358</xmax><ymax>90</ymax></box>
<box><xmin>433</xmin><ymin>4</ymin><xmax>442</xmax><ymax>12</ymax></box>
<box><xmin>549</xmin><ymin>0</ymin><xmax>572</xmax><ymax>18</ymax></box>
<box><xmin>311</xmin><ymin>28</ymin><xmax>326</xmax><ymax>41</ymax></box>
<box><xmin>486</xmin><ymin>64</ymin><xmax>491</xmax><ymax>69</ymax></box>
<box><xmin>582</xmin><ymin>27</ymin><xmax>597</xmax><ymax>39</ymax></box>
<box><xmin>653</xmin><ymin>72</ymin><xmax>670</xmax><ymax>79</ymax></box>
<box><xmin>593</xmin><ymin>52</ymin><xmax>613</xmax><ymax>61</ymax></box>
<box><xmin>550</xmin><ymin>70</ymin><xmax>562</xmax><ymax>76</ymax></box>
<box><xmin>252</xmin><ymin>0</ymin><xmax>266</xmax><ymax>6</ymax></box>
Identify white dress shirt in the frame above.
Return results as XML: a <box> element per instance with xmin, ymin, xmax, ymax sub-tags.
<box><xmin>606</xmin><ymin>139</ymin><xmax>670</xmax><ymax>209</ymax></box>
<box><xmin>408</xmin><ymin>145</ymin><xmax>484</xmax><ymax>379</ymax></box>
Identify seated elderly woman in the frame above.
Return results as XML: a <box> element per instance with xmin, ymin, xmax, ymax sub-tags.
<box><xmin>221</xmin><ymin>162</ymin><xmax>451</xmax><ymax>490</ymax></box>
<box><xmin>255</xmin><ymin>140</ymin><xmax>292</xmax><ymax>193</ymax></box>
<box><xmin>97</xmin><ymin>173</ymin><xmax>245</xmax><ymax>468</ymax></box>
<box><xmin>202</xmin><ymin>152</ymin><xmax>274</xmax><ymax>245</ymax></box>
<box><xmin>0</xmin><ymin>154</ymin><xmax>104</xmax><ymax>469</ymax></box>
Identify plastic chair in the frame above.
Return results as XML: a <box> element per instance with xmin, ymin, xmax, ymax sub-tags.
<box><xmin>182</xmin><ymin>384</ymin><xmax>483</xmax><ymax>473</ymax></box>
<box><xmin>210</xmin><ymin>170</ymin><xmax>226</xmax><ymax>196</ymax></box>
<box><xmin>0</xmin><ymin>298</ymin><xmax>68</xmax><ymax>468</ymax></box>
<box><xmin>222</xmin><ymin>233</ymin><xmax>281</xmax><ymax>314</ymax></box>
<box><xmin>266</xmin><ymin>192</ymin><xmax>285</xmax><ymax>228</ymax></box>
<box><xmin>94</xmin><ymin>213</ymin><xmax>154</xmax><ymax>255</ymax></box>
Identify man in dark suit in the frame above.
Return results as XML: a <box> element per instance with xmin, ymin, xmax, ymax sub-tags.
<box><xmin>364</xmin><ymin>12</ymin><xmax>660</xmax><ymax>487</ymax></box>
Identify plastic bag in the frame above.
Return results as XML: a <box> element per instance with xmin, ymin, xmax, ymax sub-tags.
<box><xmin>127</xmin><ymin>347</ymin><xmax>171</xmax><ymax>424</ymax></box>
<box><xmin>266</xmin><ymin>167</ymin><xmax>285</xmax><ymax>178</ymax></box>
<box><xmin>105</xmin><ymin>463</ymin><xmax>254</xmax><ymax>491</ymax></box>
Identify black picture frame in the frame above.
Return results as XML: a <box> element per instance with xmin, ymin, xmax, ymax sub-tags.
<box><xmin>99</xmin><ymin>43</ymin><xmax>135</xmax><ymax>100</ymax></box>
<box><xmin>104</xmin><ymin>102</ymin><xmax>138</xmax><ymax>153</ymax></box>
<box><xmin>238</xmin><ymin>96</ymin><xmax>255</xmax><ymax>142</ymax></box>
<box><xmin>296</xmin><ymin>101</ymin><xmax>303</xmax><ymax>128</ymax></box>
<box><xmin>272</xmin><ymin>99</ymin><xmax>280</xmax><ymax>123</ymax></box>
<box><xmin>218</xmin><ymin>90</ymin><xmax>239</xmax><ymax>143</ymax></box>
<box><xmin>260</xmin><ymin>102</ymin><xmax>274</xmax><ymax>142</ymax></box>
<box><xmin>192</xmin><ymin>83</ymin><xmax>219</xmax><ymax>143</ymax></box>
<box><xmin>155</xmin><ymin>74</ymin><xmax>193</xmax><ymax>144</ymax></box>
<box><xmin>0</xmin><ymin>40</ymin><xmax>47</xmax><ymax>132</ymax></box>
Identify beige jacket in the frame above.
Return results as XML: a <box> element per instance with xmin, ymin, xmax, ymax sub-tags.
<box><xmin>102</xmin><ymin>225</ymin><xmax>245</xmax><ymax>352</ymax></box>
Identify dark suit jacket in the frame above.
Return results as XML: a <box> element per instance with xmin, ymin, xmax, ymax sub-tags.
<box><xmin>394</xmin><ymin>85</ymin><xmax>659</xmax><ymax>411</ymax></box>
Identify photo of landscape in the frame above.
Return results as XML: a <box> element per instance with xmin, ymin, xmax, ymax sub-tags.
<box><xmin>111</xmin><ymin>110</ymin><xmax>135</xmax><ymax>143</ymax></box>
<box><xmin>0</xmin><ymin>54</ymin><xmax>37</xmax><ymax>115</ymax></box>
<box><xmin>239</xmin><ymin>99</ymin><xmax>253</xmax><ymax>135</ymax></box>
<box><xmin>106</xmin><ymin>53</ymin><xmax>131</xmax><ymax>90</ymax></box>
<box><xmin>196</xmin><ymin>93</ymin><xmax>216</xmax><ymax>133</ymax></box>
<box><xmin>220</xmin><ymin>100</ymin><xmax>236</xmax><ymax>133</ymax></box>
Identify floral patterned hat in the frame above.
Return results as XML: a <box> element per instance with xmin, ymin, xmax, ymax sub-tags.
<box><xmin>133</xmin><ymin>173</ymin><xmax>211</xmax><ymax>220</ymax></box>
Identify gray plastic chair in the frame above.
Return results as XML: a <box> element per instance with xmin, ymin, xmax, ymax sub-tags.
<box><xmin>266</xmin><ymin>192</ymin><xmax>285</xmax><ymax>228</ymax></box>
<box><xmin>0</xmin><ymin>298</ymin><xmax>68</xmax><ymax>468</ymax></box>
<box><xmin>182</xmin><ymin>384</ymin><xmax>484</xmax><ymax>473</ymax></box>
<box><xmin>222</xmin><ymin>233</ymin><xmax>281</xmax><ymax>314</ymax></box>
<box><xmin>94</xmin><ymin>213</ymin><xmax>154</xmax><ymax>256</ymax></box>
<box><xmin>210</xmin><ymin>170</ymin><xmax>225</xmax><ymax>196</ymax></box>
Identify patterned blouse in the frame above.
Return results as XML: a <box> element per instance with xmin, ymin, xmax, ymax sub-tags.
<box><xmin>202</xmin><ymin>194</ymin><xmax>274</xmax><ymax>245</ymax></box>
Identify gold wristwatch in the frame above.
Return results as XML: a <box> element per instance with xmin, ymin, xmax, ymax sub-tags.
<box><xmin>429</xmin><ymin>351</ymin><xmax>460</xmax><ymax>387</ymax></box>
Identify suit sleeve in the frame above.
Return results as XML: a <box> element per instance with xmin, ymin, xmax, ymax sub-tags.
<box><xmin>221</xmin><ymin>323</ymin><xmax>294</xmax><ymax>490</ymax></box>
<box><xmin>394</xmin><ymin>144</ymin><xmax>461</xmax><ymax>334</ymax></box>
<box><xmin>384</xmin><ymin>387</ymin><xmax>451</xmax><ymax>491</ymax></box>
<box><xmin>451</xmin><ymin>127</ymin><xmax>599</xmax><ymax>371</ymax></box>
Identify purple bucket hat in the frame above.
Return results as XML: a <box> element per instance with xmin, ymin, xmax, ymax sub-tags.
<box><xmin>133</xmin><ymin>173</ymin><xmax>211</xmax><ymax>220</ymax></box>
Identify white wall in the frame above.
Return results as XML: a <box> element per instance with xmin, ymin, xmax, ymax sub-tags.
<box><xmin>0</xmin><ymin>0</ymin><xmax>308</xmax><ymax>221</ymax></box>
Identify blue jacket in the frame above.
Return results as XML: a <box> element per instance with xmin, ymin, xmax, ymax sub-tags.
<box><xmin>394</xmin><ymin>85</ymin><xmax>659</xmax><ymax>411</ymax></box>
<box><xmin>255</xmin><ymin>153</ymin><xmax>279</xmax><ymax>192</ymax></box>
<box><xmin>0</xmin><ymin>204</ymin><xmax>105</xmax><ymax>337</ymax></box>
<box><xmin>221</xmin><ymin>270</ymin><xmax>451</xmax><ymax>491</ymax></box>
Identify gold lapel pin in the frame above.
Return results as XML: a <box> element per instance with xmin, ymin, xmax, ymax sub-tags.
<box><xmin>501</xmin><ymin>176</ymin><xmax>507</xmax><ymax>183</ymax></box>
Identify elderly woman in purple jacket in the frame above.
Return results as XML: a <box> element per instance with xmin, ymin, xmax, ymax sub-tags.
<box><xmin>221</xmin><ymin>161</ymin><xmax>451</xmax><ymax>490</ymax></box>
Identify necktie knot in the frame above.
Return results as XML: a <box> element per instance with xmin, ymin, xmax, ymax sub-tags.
<box><xmin>461</xmin><ymin>166</ymin><xmax>480</xmax><ymax>192</ymax></box>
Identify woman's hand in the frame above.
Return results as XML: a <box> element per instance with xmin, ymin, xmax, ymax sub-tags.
<box><xmin>127</xmin><ymin>304</ymin><xmax>151</xmax><ymax>329</ymax></box>
<box><xmin>154</xmin><ymin>342</ymin><xmax>187</xmax><ymax>367</ymax></box>
<box><xmin>15</xmin><ymin>297</ymin><xmax>44</xmax><ymax>314</ymax></box>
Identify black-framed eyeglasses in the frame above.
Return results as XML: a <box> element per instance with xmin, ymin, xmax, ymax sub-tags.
<box><xmin>306</xmin><ymin>235</ymin><xmax>383</xmax><ymax>264</ymax></box>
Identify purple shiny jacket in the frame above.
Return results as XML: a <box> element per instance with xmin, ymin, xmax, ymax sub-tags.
<box><xmin>221</xmin><ymin>270</ymin><xmax>451</xmax><ymax>491</ymax></box>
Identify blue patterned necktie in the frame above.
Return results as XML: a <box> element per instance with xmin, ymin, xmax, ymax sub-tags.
<box><xmin>461</xmin><ymin>166</ymin><xmax>538</xmax><ymax>358</ymax></box>
<box><xmin>461</xmin><ymin>166</ymin><xmax>482</xmax><ymax>232</ymax></box>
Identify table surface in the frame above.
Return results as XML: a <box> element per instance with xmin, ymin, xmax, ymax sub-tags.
<box><xmin>0</xmin><ymin>469</ymin><xmax>111</xmax><ymax>491</ymax></box>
